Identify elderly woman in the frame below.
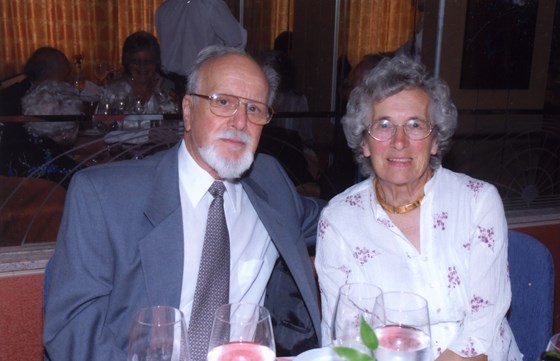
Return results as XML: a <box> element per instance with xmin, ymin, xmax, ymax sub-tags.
<box><xmin>315</xmin><ymin>56</ymin><xmax>521</xmax><ymax>360</ymax></box>
<box><xmin>98</xmin><ymin>31</ymin><xmax>177</xmax><ymax>114</ymax></box>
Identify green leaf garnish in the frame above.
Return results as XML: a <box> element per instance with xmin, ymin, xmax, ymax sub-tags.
<box><xmin>540</xmin><ymin>351</ymin><xmax>560</xmax><ymax>360</ymax></box>
<box><xmin>332</xmin><ymin>315</ymin><xmax>378</xmax><ymax>361</ymax></box>
<box><xmin>360</xmin><ymin>316</ymin><xmax>379</xmax><ymax>351</ymax></box>
<box><xmin>333</xmin><ymin>346</ymin><xmax>375</xmax><ymax>361</ymax></box>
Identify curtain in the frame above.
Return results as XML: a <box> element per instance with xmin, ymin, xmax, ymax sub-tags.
<box><xmin>242</xmin><ymin>0</ymin><xmax>293</xmax><ymax>56</ymax></box>
<box><xmin>1</xmin><ymin>0</ymin><xmax>417</xmax><ymax>81</ymax></box>
<box><xmin>344</xmin><ymin>0</ymin><xmax>418</xmax><ymax>66</ymax></box>
<box><xmin>0</xmin><ymin>0</ymin><xmax>163</xmax><ymax>81</ymax></box>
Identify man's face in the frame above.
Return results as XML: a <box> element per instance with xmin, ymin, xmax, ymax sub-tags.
<box><xmin>182</xmin><ymin>54</ymin><xmax>269</xmax><ymax>180</ymax></box>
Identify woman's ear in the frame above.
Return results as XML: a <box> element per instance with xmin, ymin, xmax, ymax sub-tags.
<box><xmin>430</xmin><ymin>138</ymin><xmax>439</xmax><ymax>156</ymax></box>
<box><xmin>361</xmin><ymin>137</ymin><xmax>371</xmax><ymax>157</ymax></box>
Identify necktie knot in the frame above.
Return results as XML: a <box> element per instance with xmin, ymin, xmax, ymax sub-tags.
<box><xmin>209</xmin><ymin>181</ymin><xmax>226</xmax><ymax>199</ymax></box>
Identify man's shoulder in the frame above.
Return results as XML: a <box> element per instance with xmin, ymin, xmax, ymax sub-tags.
<box><xmin>75</xmin><ymin>148</ymin><xmax>173</xmax><ymax>185</ymax></box>
<box><xmin>248</xmin><ymin>153</ymin><xmax>286</xmax><ymax>180</ymax></box>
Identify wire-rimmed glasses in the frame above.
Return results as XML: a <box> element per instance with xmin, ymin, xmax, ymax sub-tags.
<box><xmin>190</xmin><ymin>93</ymin><xmax>274</xmax><ymax>125</ymax></box>
<box><xmin>367</xmin><ymin>118</ymin><xmax>433</xmax><ymax>141</ymax></box>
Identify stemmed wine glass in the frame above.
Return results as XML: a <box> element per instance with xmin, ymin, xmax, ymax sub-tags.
<box><xmin>373</xmin><ymin>291</ymin><xmax>431</xmax><ymax>361</ymax></box>
<box><xmin>541</xmin><ymin>333</ymin><xmax>560</xmax><ymax>360</ymax></box>
<box><xmin>207</xmin><ymin>302</ymin><xmax>276</xmax><ymax>361</ymax></box>
<box><xmin>94</xmin><ymin>62</ymin><xmax>109</xmax><ymax>85</ymax></box>
<box><xmin>127</xmin><ymin>306</ymin><xmax>190</xmax><ymax>361</ymax></box>
<box><xmin>331</xmin><ymin>283</ymin><xmax>384</xmax><ymax>352</ymax></box>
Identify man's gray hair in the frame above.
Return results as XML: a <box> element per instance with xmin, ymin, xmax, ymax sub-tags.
<box><xmin>186</xmin><ymin>45</ymin><xmax>279</xmax><ymax>105</ymax></box>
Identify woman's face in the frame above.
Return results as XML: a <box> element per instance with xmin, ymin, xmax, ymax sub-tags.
<box><xmin>128</xmin><ymin>50</ymin><xmax>156</xmax><ymax>84</ymax></box>
<box><xmin>361</xmin><ymin>88</ymin><xmax>438</xmax><ymax>187</ymax></box>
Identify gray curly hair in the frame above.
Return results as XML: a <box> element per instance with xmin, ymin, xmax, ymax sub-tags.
<box><xmin>342</xmin><ymin>55</ymin><xmax>458</xmax><ymax>177</ymax></box>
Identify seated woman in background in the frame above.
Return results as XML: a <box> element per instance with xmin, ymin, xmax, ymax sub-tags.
<box><xmin>0</xmin><ymin>47</ymin><xmax>82</xmax><ymax>187</ymax></box>
<box><xmin>314</xmin><ymin>56</ymin><xmax>521</xmax><ymax>360</ymax></box>
<box><xmin>21</xmin><ymin>47</ymin><xmax>82</xmax><ymax>115</ymax></box>
<box><xmin>98</xmin><ymin>31</ymin><xmax>177</xmax><ymax>114</ymax></box>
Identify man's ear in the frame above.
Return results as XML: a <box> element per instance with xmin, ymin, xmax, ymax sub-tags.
<box><xmin>182</xmin><ymin>95</ymin><xmax>192</xmax><ymax>132</ymax></box>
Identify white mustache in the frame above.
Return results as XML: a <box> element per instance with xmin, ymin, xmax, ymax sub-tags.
<box><xmin>214</xmin><ymin>129</ymin><xmax>252</xmax><ymax>145</ymax></box>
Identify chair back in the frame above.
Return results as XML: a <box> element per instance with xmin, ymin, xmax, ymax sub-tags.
<box><xmin>507</xmin><ymin>230</ymin><xmax>554</xmax><ymax>360</ymax></box>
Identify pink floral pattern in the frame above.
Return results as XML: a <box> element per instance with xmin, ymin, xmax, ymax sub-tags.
<box><xmin>447</xmin><ymin>266</ymin><xmax>460</xmax><ymax>288</ymax></box>
<box><xmin>353</xmin><ymin>246</ymin><xmax>378</xmax><ymax>265</ymax></box>
<box><xmin>471</xmin><ymin>295</ymin><xmax>491</xmax><ymax>312</ymax></box>
<box><xmin>336</xmin><ymin>265</ymin><xmax>352</xmax><ymax>283</ymax></box>
<box><xmin>434</xmin><ymin>339</ymin><xmax>443</xmax><ymax>356</ymax></box>
<box><xmin>318</xmin><ymin>218</ymin><xmax>329</xmax><ymax>239</ymax></box>
<box><xmin>376</xmin><ymin>217</ymin><xmax>393</xmax><ymax>228</ymax></box>
<box><xmin>478</xmin><ymin>226</ymin><xmax>496</xmax><ymax>250</ymax></box>
<box><xmin>433</xmin><ymin>212</ymin><xmax>448</xmax><ymax>230</ymax></box>
<box><xmin>499</xmin><ymin>322</ymin><xmax>505</xmax><ymax>337</ymax></box>
<box><xmin>460</xmin><ymin>338</ymin><xmax>478</xmax><ymax>357</ymax></box>
<box><xmin>344</xmin><ymin>194</ymin><xmax>363</xmax><ymax>208</ymax></box>
<box><xmin>467</xmin><ymin>180</ymin><xmax>484</xmax><ymax>195</ymax></box>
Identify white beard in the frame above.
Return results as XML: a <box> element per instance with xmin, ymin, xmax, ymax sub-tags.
<box><xmin>199</xmin><ymin>129</ymin><xmax>255</xmax><ymax>180</ymax></box>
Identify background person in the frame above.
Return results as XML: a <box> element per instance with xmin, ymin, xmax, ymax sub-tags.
<box><xmin>155</xmin><ymin>0</ymin><xmax>246</xmax><ymax>92</ymax></box>
<box><xmin>0</xmin><ymin>46</ymin><xmax>82</xmax><ymax>115</ymax></box>
<box><xmin>97</xmin><ymin>31</ymin><xmax>177</xmax><ymax>114</ymax></box>
<box><xmin>314</xmin><ymin>55</ymin><xmax>521</xmax><ymax>361</ymax></box>
<box><xmin>44</xmin><ymin>45</ymin><xmax>322</xmax><ymax>361</ymax></box>
<box><xmin>0</xmin><ymin>47</ymin><xmax>82</xmax><ymax>186</ymax></box>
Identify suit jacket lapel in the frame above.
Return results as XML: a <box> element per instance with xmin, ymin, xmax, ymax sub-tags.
<box><xmin>139</xmin><ymin>145</ymin><xmax>184</xmax><ymax>307</ymax></box>
<box><xmin>241</xmin><ymin>176</ymin><xmax>317</xmax><ymax>307</ymax></box>
<box><xmin>241</xmin><ymin>177</ymin><xmax>286</xmax><ymax>252</ymax></box>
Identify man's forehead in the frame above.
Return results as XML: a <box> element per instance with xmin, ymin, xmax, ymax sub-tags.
<box><xmin>199</xmin><ymin>54</ymin><xmax>267</xmax><ymax>93</ymax></box>
<box><xmin>202</xmin><ymin>53</ymin><xmax>258</xmax><ymax>74</ymax></box>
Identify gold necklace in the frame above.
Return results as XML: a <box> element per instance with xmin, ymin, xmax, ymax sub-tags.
<box><xmin>374</xmin><ymin>178</ymin><xmax>425</xmax><ymax>214</ymax></box>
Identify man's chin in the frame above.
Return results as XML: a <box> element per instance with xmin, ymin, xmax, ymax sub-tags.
<box><xmin>199</xmin><ymin>142</ymin><xmax>255</xmax><ymax>179</ymax></box>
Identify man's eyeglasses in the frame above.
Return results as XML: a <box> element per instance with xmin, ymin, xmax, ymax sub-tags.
<box><xmin>190</xmin><ymin>93</ymin><xmax>274</xmax><ymax>125</ymax></box>
<box><xmin>367</xmin><ymin>118</ymin><xmax>433</xmax><ymax>141</ymax></box>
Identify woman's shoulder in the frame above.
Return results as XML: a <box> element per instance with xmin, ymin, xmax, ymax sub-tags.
<box><xmin>434</xmin><ymin>167</ymin><xmax>500</xmax><ymax>199</ymax></box>
<box><xmin>324</xmin><ymin>178</ymin><xmax>372</xmax><ymax>209</ymax></box>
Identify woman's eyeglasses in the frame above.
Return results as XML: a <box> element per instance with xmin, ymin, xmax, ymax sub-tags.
<box><xmin>367</xmin><ymin>118</ymin><xmax>433</xmax><ymax>141</ymax></box>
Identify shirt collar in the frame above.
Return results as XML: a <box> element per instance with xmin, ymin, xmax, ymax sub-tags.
<box><xmin>178</xmin><ymin>140</ymin><xmax>241</xmax><ymax>211</ymax></box>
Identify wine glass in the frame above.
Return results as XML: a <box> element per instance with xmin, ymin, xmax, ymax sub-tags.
<box><xmin>113</xmin><ymin>95</ymin><xmax>129</xmax><ymax>114</ymax></box>
<box><xmin>331</xmin><ymin>283</ymin><xmax>384</xmax><ymax>352</ymax></box>
<box><xmin>207</xmin><ymin>302</ymin><xmax>276</xmax><ymax>361</ymax></box>
<box><xmin>127</xmin><ymin>305</ymin><xmax>189</xmax><ymax>361</ymax></box>
<box><xmin>132</xmin><ymin>96</ymin><xmax>146</xmax><ymax>114</ymax></box>
<box><xmin>547</xmin><ymin>334</ymin><xmax>560</xmax><ymax>352</ymax></box>
<box><xmin>373</xmin><ymin>291</ymin><xmax>431</xmax><ymax>361</ymax></box>
<box><xmin>94</xmin><ymin>62</ymin><xmax>109</xmax><ymax>85</ymax></box>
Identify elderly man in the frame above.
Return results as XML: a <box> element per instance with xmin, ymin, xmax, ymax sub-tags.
<box><xmin>43</xmin><ymin>46</ymin><xmax>322</xmax><ymax>361</ymax></box>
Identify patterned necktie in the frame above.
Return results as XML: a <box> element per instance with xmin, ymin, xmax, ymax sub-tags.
<box><xmin>188</xmin><ymin>181</ymin><xmax>230</xmax><ymax>361</ymax></box>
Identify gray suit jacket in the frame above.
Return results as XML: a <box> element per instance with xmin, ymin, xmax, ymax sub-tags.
<box><xmin>43</xmin><ymin>144</ymin><xmax>322</xmax><ymax>360</ymax></box>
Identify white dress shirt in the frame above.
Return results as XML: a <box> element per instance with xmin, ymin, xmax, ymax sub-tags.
<box><xmin>177</xmin><ymin>142</ymin><xmax>278</xmax><ymax>325</ymax></box>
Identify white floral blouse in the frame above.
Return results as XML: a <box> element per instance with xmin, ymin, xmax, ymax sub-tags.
<box><xmin>315</xmin><ymin>167</ymin><xmax>522</xmax><ymax>360</ymax></box>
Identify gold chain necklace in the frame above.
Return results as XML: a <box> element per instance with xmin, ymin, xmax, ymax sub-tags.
<box><xmin>374</xmin><ymin>178</ymin><xmax>425</xmax><ymax>214</ymax></box>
